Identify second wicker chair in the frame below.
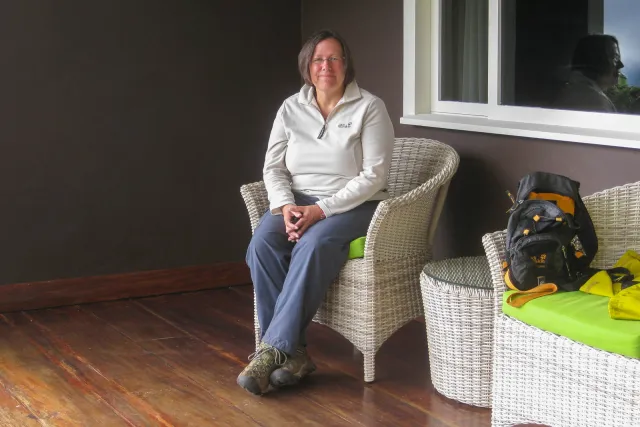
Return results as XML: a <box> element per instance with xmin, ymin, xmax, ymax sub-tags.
<box><xmin>483</xmin><ymin>181</ymin><xmax>640</xmax><ymax>427</ymax></box>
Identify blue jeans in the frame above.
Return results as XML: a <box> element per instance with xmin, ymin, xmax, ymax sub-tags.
<box><xmin>245</xmin><ymin>193</ymin><xmax>378</xmax><ymax>354</ymax></box>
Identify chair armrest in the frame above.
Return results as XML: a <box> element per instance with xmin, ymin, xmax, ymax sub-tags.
<box><xmin>240</xmin><ymin>181</ymin><xmax>269</xmax><ymax>234</ymax></box>
<box><xmin>583</xmin><ymin>181</ymin><xmax>640</xmax><ymax>269</ymax></box>
<box><xmin>481</xmin><ymin>230</ymin><xmax>508</xmax><ymax>316</ymax></box>
<box><xmin>364</xmin><ymin>176</ymin><xmax>454</xmax><ymax>263</ymax></box>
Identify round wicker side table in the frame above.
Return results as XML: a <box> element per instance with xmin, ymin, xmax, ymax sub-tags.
<box><xmin>420</xmin><ymin>256</ymin><xmax>494</xmax><ymax>408</ymax></box>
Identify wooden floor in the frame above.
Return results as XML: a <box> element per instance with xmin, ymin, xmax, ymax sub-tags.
<box><xmin>0</xmin><ymin>285</ymin><xmax>495</xmax><ymax>426</ymax></box>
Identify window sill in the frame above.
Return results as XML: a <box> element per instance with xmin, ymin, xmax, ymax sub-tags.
<box><xmin>400</xmin><ymin>114</ymin><xmax>640</xmax><ymax>150</ymax></box>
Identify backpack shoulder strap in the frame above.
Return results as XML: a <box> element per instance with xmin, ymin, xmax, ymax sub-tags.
<box><xmin>505</xmin><ymin>283</ymin><xmax>559</xmax><ymax>307</ymax></box>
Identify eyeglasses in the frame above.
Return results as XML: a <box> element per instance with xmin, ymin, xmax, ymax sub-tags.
<box><xmin>311</xmin><ymin>57</ymin><xmax>344</xmax><ymax>65</ymax></box>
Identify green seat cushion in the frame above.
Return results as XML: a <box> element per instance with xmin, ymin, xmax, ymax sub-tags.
<box><xmin>348</xmin><ymin>236</ymin><xmax>366</xmax><ymax>259</ymax></box>
<box><xmin>503</xmin><ymin>291</ymin><xmax>640</xmax><ymax>359</ymax></box>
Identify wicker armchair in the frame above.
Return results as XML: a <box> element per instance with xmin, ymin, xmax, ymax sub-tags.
<box><xmin>482</xmin><ymin>181</ymin><xmax>640</xmax><ymax>427</ymax></box>
<box><xmin>240</xmin><ymin>138</ymin><xmax>459</xmax><ymax>382</ymax></box>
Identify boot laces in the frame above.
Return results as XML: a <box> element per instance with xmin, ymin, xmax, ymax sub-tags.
<box><xmin>247</xmin><ymin>344</ymin><xmax>288</xmax><ymax>375</ymax></box>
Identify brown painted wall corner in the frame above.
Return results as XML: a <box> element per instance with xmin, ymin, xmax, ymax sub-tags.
<box><xmin>0</xmin><ymin>1</ymin><xmax>301</xmax><ymax>285</ymax></box>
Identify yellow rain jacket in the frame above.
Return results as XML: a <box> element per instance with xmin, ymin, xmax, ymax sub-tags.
<box><xmin>579</xmin><ymin>250</ymin><xmax>640</xmax><ymax>320</ymax></box>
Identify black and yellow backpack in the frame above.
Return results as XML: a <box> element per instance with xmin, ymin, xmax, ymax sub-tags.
<box><xmin>503</xmin><ymin>172</ymin><xmax>598</xmax><ymax>306</ymax></box>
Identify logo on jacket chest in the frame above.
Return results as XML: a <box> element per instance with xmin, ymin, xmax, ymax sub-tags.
<box><xmin>337</xmin><ymin>122</ymin><xmax>352</xmax><ymax>128</ymax></box>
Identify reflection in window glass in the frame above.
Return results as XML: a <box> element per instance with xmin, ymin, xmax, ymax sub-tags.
<box><xmin>604</xmin><ymin>1</ymin><xmax>640</xmax><ymax>114</ymax></box>
<box><xmin>501</xmin><ymin>0</ymin><xmax>640</xmax><ymax>115</ymax></box>
<box><xmin>440</xmin><ymin>0</ymin><xmax>488</xmax><ymax>104</ymax></box>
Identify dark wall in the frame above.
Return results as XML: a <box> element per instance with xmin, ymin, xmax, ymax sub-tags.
<box><xmin>302</xmin><ymin>0</ymin><xmax>640</xmax><ymax>259</ymax></box>
<box><xmin>0</xmin><ymin>1</ymin><xmax>301</xmax><ymax>285</ymax></box>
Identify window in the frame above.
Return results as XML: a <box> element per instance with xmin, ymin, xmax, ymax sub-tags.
<box><xmin>439</xmin><ymin>0</ymin><xmax>488</xmax><ymax>104</ymax></box>
<box><xmin>402</xmin><ymin>0</ymin><xmax>640</xmax><ymax>149</ymax></box>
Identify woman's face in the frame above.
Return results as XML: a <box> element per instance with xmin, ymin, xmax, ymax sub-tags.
<box><xmin>309</xmin><ymin>38</ymin><xmax>346</xmax><ymax>94</ymax></box>
<box><xmin>600</xmin><ymin>42</ymin><xmax>624</xmax><ymax>90</ymax></box>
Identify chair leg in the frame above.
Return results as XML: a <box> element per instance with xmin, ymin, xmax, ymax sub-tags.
<box><xmin>363</xmin><ymin>351</ymin><xmax>376</xmax><ymax>383</ymax></box>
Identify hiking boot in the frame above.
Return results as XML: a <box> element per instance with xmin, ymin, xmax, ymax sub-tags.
<box><xmin>269</xmin><ymin>346</ymin><xmax>316</xmax><ymax>387</ymax></box>
<box><xmin>237</xmin><ymin>342</ymin><xmax>287</xmax><ymax>395</ymax></box>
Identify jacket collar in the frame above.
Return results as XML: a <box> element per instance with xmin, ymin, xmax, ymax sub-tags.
<box><xmin>298</xmin><ymin>81</ymin><xmax>362</xmax><ymax>107</ymax></box>
<box><xmin>568</xmin><ymin>70</ymin><xmax>606</xmax><ymax>96</ymax></box>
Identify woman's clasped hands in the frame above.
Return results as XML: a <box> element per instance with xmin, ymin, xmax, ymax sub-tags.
<box><xmin>282</xmin><ymin>204</ymin><xmax>325</xmax><ymax>242</ymax></box>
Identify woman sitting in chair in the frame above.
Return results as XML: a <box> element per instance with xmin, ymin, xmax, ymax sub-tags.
<box><xmin>237</xmin><ymin>29</ymin><xmax>394</xmax><ymax>395</ymax></box>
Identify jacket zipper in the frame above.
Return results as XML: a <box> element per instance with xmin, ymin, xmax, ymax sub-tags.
<box><xmin>315</xmin><ymin>100</ymin><xmax>345</xmax><ymax>139</ymax></box>
<box><xmin>317</xmin><ymin>124</ymin><xmax>327</xmax><ymax>139</ymax></box>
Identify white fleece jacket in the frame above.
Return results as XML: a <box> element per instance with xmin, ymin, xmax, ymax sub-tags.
<box><xmin>263</xmin><ymin>81</ymin><xmax>395</xmax><ymax>217</ymax></box>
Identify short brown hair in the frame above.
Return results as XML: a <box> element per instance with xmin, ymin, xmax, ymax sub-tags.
<box><xmin>571</xmin><ymin>34</ymin><xmax>623</xmax><ymax>80</ymax></box>
<box><xmin>298</xmin><ymin>29</ymin><xmax>356</xmax><ymax>87</ymax></box>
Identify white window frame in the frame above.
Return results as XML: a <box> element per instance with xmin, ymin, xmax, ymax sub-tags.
<box><xmin>430</xmin><ymin>0</ymin><xmax>489</xmax><ymax>117</ymax></box>
<box><xmin>402</xmin><ymin>0</ymin><xmax>640</xmax><ymax>150</ymax></box>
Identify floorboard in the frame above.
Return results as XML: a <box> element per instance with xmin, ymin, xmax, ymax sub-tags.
<box><xmin>139</xmin><ymin>291</ymin><xmax>447</xmax><ymax>426</ymax></box>
<box><xmin>228</xmin><ymin>286</ymin><xmax>490</xmax><ymax>427</ymax></box>
<box><xmin>0</xmin><ymin>313</ymin><xmax>131</xmax><ymax>426</ymax></box>
<box><xmin>21</xmin><ymin>306</ymin><xmax>257</xmax><ymax>426</ymax></box>
<box><xmin>86</xmin><ymin>299</ymin><xmax>352</xmax><ymax>427</ymax></box>
<box><xmin>0</xmin><ymin>370</ymin><xmax>41</xmax><ymax>426</ymax></box>
<box><xmin>0</xmin><ymin>284</ymin><xmax>540</xmax><ymax>426</ymax></box>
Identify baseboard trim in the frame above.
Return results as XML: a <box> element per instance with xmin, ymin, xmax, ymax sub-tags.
<box><xmin>0</xmin><ymin>262</ymin><xmax>251</xmax><ymax>313</ymax></box>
